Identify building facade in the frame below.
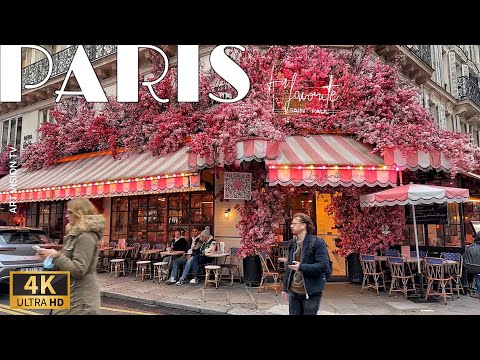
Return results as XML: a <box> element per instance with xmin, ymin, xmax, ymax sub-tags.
<box><xmin>1</xmin><ymin>45</ymin><xmax>479</xmax><ymax>278</ymax></box>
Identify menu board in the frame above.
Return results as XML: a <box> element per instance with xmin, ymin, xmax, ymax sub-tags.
<box><xmin>405</xmin><ymin>203</ymin><xmax>448</xmax><ymax>224</ymax></box>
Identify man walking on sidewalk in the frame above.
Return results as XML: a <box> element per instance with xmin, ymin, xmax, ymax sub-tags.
<box><xmin>282</xmin><ymin>212</ymin><xmax>331</xmax><ymax>315</ymax></box>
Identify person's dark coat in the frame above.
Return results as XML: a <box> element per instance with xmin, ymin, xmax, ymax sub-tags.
<box><xmin>172</xmin><ymin>237</ymin><xmax>188</xmax><ymax>252</ymax></box>
<box><xmin>283</xmin><ymin>232</ymin><xmax>330</xmax><ymax>297</ymax></box>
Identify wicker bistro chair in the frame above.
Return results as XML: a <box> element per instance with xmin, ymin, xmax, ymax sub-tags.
<box><xmin>384</xmin><ymin>249</ymin><xmax>400</xmax><ymax>257</ymax></box>
<box><xmin>151</xmin><ymin>243</ymin><xmax>166</xmax><ymax>261</ymax></box>
<box><xmin>424</xmin><ymin>257</ymin><xmax>454</xmax><ymax>304</ymax></box>
<box><xmin>219</xmin><ymin>247</ymin><xmax>242</xmax><ymax>286</ymax></box>
<box><xmin>125</xmin><ymin>243</ymin><xmax>141</xmax><ymax>274</ymax></box>
<box><xmin>387</xmin><ymin>256</ymin><xmax>418</xmax><ymax>299</ymax></box>
<box><xmin>277</xmin><ymin>241</ymin><xmax>290</xmax><ymax>271</ymax></box>
<box><xmin>441</xmin><ymin>252</ymin><xmax>465</xmax><ymax>297</ymax></box>
<box><xmin>359</xmin><ymin>254</ymin><xmax>386</xmax><ymax>295</ymax></box>
<box><xmin>410</xmin><ymin>250</ymin><xmax>428</xmax><ymax>259</ymax></box>
<box><xmin>258</xmin><ymin>252</ymin><xmax>280</xmax><ymax>295</ymax></box>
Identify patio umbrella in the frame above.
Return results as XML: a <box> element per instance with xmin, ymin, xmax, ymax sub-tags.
<box><xmin>359</xmin><ymin>182</ymin><xmax>470</xmax><ymax>296</ymax></box>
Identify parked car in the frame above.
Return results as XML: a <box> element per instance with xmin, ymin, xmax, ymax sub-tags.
<box><xmin>0</xmin><ymin>226</ymin><xmax>55</xmax><ymax>284</ymax></box>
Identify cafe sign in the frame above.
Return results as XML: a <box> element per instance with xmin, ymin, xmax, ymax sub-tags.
<box><xmin>267</xmin><ymin>65</ymin><xmax>340</xmax><ymax>116</ymax></box>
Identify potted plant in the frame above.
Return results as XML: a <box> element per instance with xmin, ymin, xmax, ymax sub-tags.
<box><xmin>234</xmin><ymin>166</ymin><xmax>289</xmax><ymax>286</ymax></box>
<box><xmin>325</xmin><ymin>187</ymin><xmax>405</xmax><ymax>283</ymax></box>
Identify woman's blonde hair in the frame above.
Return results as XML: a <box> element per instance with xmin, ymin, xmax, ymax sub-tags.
<box><xmin>66</xmin><ymin>198</ymin><xmax>99</xmax><ymax>233</ymax></box>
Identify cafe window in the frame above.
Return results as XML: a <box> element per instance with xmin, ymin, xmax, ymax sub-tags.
<box><xmin>25</xmin><ymin>203</ymin><xmax>38</xmax><ymax>228</ymax></box>
<box><xmin>38</xmin><ymin>201</ymin><xmax>65</xmax><ymax>242</ymax></box>
<box><xmin>110</xmin><ymin>192</ymin><xmax>214</xmax><ymax>245</ymax></box>
<box><xmin>1</xmin><ymin>116</ymin><xmax>22</xmax><ymax>151</ymax></box>
<box><xmin>462</xmin><ymin>201</ymin><xmax>480</xmax><ymax>245</ymax></box>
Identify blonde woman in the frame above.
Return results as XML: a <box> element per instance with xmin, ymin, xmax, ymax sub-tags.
<box><xmin>37</xmin><ymin>198</ymin><xmax>105</xmax><ymax>315</ymax></box>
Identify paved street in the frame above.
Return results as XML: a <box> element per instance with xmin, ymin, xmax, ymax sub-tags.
<box><xmin>96</xmin><ymin>273</ymin><xmax>480</xmax><ymax>315</ymax></box>
<box><xmin>1</xmin><ymin>274</ymin><xmax>478</xmax><ymax>315</ymax></box>
<box><xmin>0</xmin><ymin>284</ymin><xmax>198</xmax><ymax>315</ymax></box>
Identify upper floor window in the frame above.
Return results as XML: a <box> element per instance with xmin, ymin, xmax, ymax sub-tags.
<box><xmin>37</xmin><ymin>108</ymin><xmax>54</xmax><ymax>140</ymax></box>
<box><xmin>39</xmin><ymin>108</ymin><xmax>54</xmax><ymax>125</ymax></box>
<box><xmin>1</xmin><ymin>116</ymin><xmax>22</xmax><ymax>151</ymax></box>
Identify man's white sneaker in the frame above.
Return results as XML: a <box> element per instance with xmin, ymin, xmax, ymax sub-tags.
<box><xmin>166</xmin><ymin>277</ymin><xmax>176</xmax><ymax>284</ymax></box>
<box><xmin>189</xmin><ymin>278</ymin><xmax>199</xmax><ymax>284</ymax></box>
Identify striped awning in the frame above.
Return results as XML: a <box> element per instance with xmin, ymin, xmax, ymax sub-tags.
<box><xmin>0</xmin><ymin>147</ymin><xmax>202</xmax><ymax>203</ymax></box>
<box><xmin>188</xmin><ymin>138</ymin><xmax>279</xmax><ymax>169</ymax></box>
<box><xmin>383</xmin><ymin>148</ymin><xmax>451</xmax><ymax>172</ymax></box>
<box><xmin>266</xmin><ymin>135</ymin><xmax>398</xmax><ymax>187</ymax></box>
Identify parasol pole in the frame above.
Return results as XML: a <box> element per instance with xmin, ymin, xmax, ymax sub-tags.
<box><xmin>411</xmin><ymin>204</ymin><xmax>423</xmax><ymax>296</ymax></box>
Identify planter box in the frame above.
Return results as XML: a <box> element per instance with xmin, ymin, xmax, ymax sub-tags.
<box><xmin>346</xmin><ymin>253</ymin><xmax>363</xmax><ymax>284</ymax></box>
<box><xmin>243</xmin><ymin>255</ymin><xmax>262</xmax><ymax>287</ymax></box>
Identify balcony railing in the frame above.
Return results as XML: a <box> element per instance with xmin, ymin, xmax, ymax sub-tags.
<box><xmin>405</xmin><ymin>45</ymin><xmax>432</xmax><ymax>66</ymax></box>
<box><xmin>457</xmin><ymin>75</ymin><xmax>480</xmax><ymax>107</ymax></box>
<box><xmin>21</xmin><ymin>45</ymin><xmax>117</xmax><ymax>89</ymax></box>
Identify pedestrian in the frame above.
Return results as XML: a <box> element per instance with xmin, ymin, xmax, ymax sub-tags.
<box><xmin>282</xmin><ymin>212</ymin><xmax>331</xmax><ymax>315</ymax></box>
<box><xmin>464</xmin><ymin>232</ymin><xmax>480</xmax><ymax>299</ymax></box>
<box><xmin>36</xmin><ymin>198</ymin><xmax>105</xmax><ymax>315</ymax></box>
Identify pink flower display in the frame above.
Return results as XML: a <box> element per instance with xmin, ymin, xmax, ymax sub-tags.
<box><xmin>19</xmin><ymin>45</ymin><xmax>480</xmax><ymax>256</ymax></box>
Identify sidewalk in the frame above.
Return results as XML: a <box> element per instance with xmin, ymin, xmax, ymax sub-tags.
<box><xmin>97</xmin><ymin>273</ymin><xmax>480</xmax><ymax>315</ymax></box>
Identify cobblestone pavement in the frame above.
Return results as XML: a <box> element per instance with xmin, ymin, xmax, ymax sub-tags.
<box><xmin>97</xmin><ymin>272</ymin><xmax>480</xmax><ymax>315</ymax></box>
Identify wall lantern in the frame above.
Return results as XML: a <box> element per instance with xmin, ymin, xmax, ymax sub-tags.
<box><xmin>224</xmin><ymin>208</ymin><xmax>231</xmax><ymax>219</ymax></box>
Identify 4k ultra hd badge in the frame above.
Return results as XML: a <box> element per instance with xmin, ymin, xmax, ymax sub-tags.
<box><xmin>9</xmin><ymin>271</ymin><xmax>70</xmax><ymax>310</ymax></box>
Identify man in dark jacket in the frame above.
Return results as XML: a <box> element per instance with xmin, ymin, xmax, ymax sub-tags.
<box><xmin>464</xmin><ymin>232</ymin><xmax>480</xmax><ymax>299</ymax></box>
<box><xmin>282</xmin><ymin>212</ymin><xmax>330</xmax><ymax>315</ymax></box>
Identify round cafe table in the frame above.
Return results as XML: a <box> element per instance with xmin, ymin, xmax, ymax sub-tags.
<box><xmin>159</xmin><ymin>250</ymin><xmax>185</xmax><ymax>257</ymax></box>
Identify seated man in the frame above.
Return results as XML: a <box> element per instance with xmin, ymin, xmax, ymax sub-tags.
<box><xmin>167</xmin><ymin>226</ymin><xmax>215</xmax><ymax>285</ymax></box>
<box><xmin>163</xmin><ymin>230</ymin><xmax>188</xmax><ymax>276</ymax></box>
<box><xmin>166</xmin><ymin>227</ymin><xmax>201</xmax><ymax>285</ymax></box>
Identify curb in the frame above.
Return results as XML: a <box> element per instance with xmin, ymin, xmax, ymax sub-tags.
<box><xmin>100</xmin><ymin>290</ymin><xmax>233</xmax><ymax>315</ymax></box>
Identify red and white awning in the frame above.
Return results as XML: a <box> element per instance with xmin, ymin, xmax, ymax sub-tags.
<box><xmin>360</xmin><ymin>183</ymin><xmax>469</xmax><ymax>207</ymax></box>
<box><xmin>0</xmin><ymin>147</ymin><xmax>202</xmax><ymax>203</ymax></box>
<box><xmin>266</xmin><ymin>135</ymin><xmax>398</xmax><ymax>187</ymax></box>
<box><xmin>188</xmin><ymin>138</ymin><xmax>279</xmax><ymax>169</ymax></box>
<box><xmin>383</xmin><ymin>148</ymin><xmax>451</xmax><ymax>172</ymax></box>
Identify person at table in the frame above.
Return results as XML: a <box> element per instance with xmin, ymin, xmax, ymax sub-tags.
<box><xmin>163</xmin><ymin>230</ymin><xmax>188</xmax><ymax>275</ymax></box>
<box><xmin>186</xmin><ymin>227</ymin><xmax>201</xmax><ymax>255</ymax></box>
<box><xmin>167</xmin><ymin>227</ymin><xmax>202</xmax><ymax>284</ymax></box>
<box><xmin>167</xmin><ymin>226</ymin><xmax>215</xmax><ymax>285</ymax></box>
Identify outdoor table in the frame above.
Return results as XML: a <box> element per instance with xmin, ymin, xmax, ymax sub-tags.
<box><xmin>160</xmin><ymin>250</ymin><xmax>185</xmax><ymax>257</ymax></box>
<box><xmin>113</xmin><ymin>247</ymin><xmax>135</xmax><ymax>255</ymax></box>
<box><xmin>140</xmin><ymin>249</ymin><xmax>162</xmax><ymax>259</ymax></box>
<box><xmin>205</xmin><ymin>252</ymin><xmax>229</xmax><ymax>265</ymax></box>
<box><xmin>97</xmin><ymin>246</ymin><xmax>113</xmax><ymax>271</ymax></box>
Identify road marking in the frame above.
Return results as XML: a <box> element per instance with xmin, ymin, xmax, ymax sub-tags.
<box><xmin>0</xmin><ymin>307</ymin><xmax>24</xmax><ymax>315</ymax></box>
<box><xmin>0</xmin><ymin>304</ymin><xmax>41</xmax><ymax>315</ymax></box>
<box><xmin>100</xmin><ymin>306</ymin><xmax>154</xmax><ymax>315</ymax></box>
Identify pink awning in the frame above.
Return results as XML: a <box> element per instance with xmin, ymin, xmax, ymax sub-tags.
<box><xmin>266</xmin><ymin>135</ymin><xmax>398</xmax><ymax>187</ymax></box>
<box><xmin>383</xmin><ymin>148</ymin><xmax>451</xmax><ymax>172</ymax></box>
<box><xmin>0</xmin><ymin>147</ymin><xmax>202</xmax><ymax>203</ymax></box>
<box><xmin>188</xmin><ymin>138</ymin><xmax>279</xmax><ymax>170</ymax></box>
